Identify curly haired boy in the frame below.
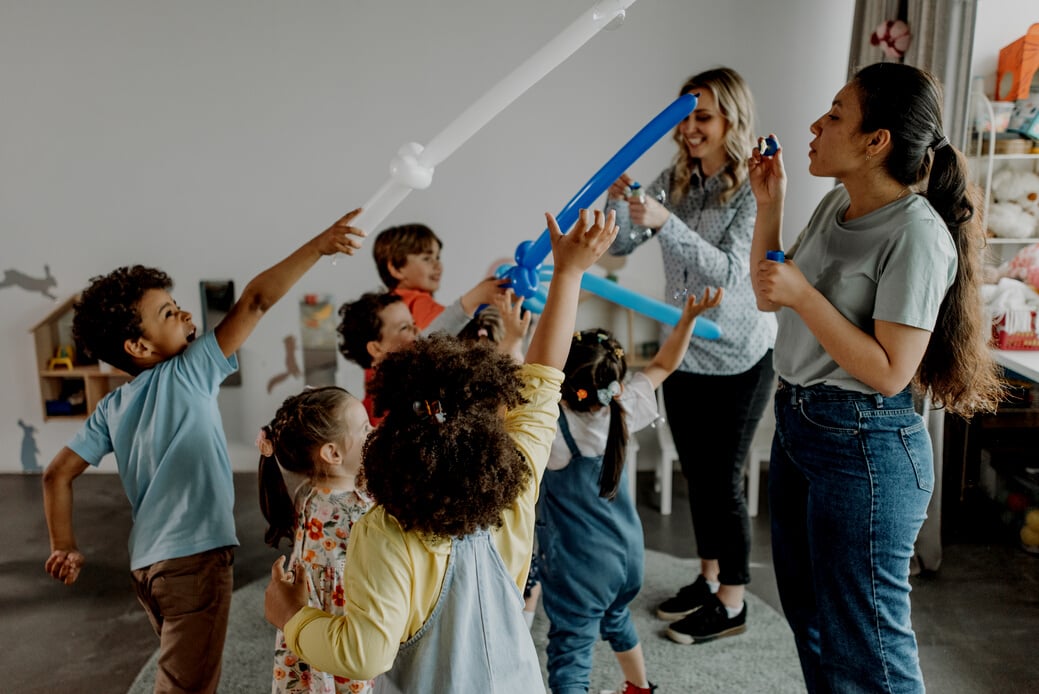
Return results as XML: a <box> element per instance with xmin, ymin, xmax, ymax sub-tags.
<box><xmin>42</xmin><ymin>208</ymin><xmax>366</xmax><ymax>694</ymax></box>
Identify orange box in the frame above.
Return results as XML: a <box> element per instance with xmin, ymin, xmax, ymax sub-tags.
<box><xmin>996</xmin><ymin>24</ymin><xmax>1039</xmax><ymax>102</ymax></box>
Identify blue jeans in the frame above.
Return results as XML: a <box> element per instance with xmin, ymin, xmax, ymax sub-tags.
<box><xmin>770</xmin><ymin>380</ymin><xmax>932</xmax><ymax>694</ymax></box>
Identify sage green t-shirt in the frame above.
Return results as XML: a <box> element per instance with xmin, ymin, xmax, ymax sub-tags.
<box><xmin>775</xmin><ymin>185</ymin><xmax>957</xmax><ymax>393</ymax></box>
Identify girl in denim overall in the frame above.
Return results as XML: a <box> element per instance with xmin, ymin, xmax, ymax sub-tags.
<box><xmin>538</xmin><ymin>288</ymin><xmax>721</xmax><ymax>694</ymax></box>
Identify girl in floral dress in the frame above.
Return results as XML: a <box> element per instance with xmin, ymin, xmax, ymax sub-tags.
<box><xmin>258</xmin><ymin>386</ymin><xmax>375</xmax><ymax>694</ymax></box>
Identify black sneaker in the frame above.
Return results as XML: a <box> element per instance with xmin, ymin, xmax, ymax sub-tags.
<box><xmin>655</xmin><ymin>575</ymin><xmax>713</xmax><ymax>620</ymax></box>
<box><xmin>665</xmin><ymin>594</ymin><xmax>747</xmax><ymax>644</ymax></box>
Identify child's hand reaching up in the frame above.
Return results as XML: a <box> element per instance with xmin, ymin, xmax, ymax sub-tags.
<box><xmin>316</xmin><ymin>208</ymin><xmax>367</xmax><ymax>257</ymax></box>
<box><xmin>642</xmin><ymin>287</ymin><xmax>723</xmax><ymax>389</ymax></box>
<box><xmin>496</xmin><ymin>289</ymin><xmax>531</xmax><ymax>362</ymax></box>
<box><xmin>461</xmin><ymin>276</ymin><xmax>508</xmax><ymax>316</ymax></box>
<box><xmin>548</xmin><ymin>209</ymin><xmax>619</xmax><ymax>279</ymax></box>
<box><xmin>677</xmin><ymin>286</ymin><xmax>723</xmax><ymax>325</ymax></box>
<box><xmin>525</xmin><ymin>209</ymin><xmax>617</xmax><ymax>370</ymax></box>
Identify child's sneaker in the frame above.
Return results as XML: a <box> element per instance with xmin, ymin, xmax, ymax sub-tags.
<box><xmin>655</xmin><ymin>574</ymin><xmax>712</xmax><ymax>620</ymax></box>
<box><xmin>665</xmin><ymin>593</ymin><xmax>746</xmax><ymax>644</ymax></box>
<box><xmin>600</xmin><ymin>681</ymin><xmax>658</xmax><ymax>694</ymax></box>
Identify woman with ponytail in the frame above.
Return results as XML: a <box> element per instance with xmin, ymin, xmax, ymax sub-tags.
<box><xmin>537</xmin><ymin>288</ymin><xmax>720</xmax><ymax>694</ymax></box>
<box><xmin>748</xmin><ymin>62</ymin><xmax>1004</xmax><ymax>693</ymax></box>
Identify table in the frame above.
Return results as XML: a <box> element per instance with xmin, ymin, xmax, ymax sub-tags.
<box><xmin>992</xmin><ymin>349</ymin><xmax>1039</xmax><ymax>383</ymax></box>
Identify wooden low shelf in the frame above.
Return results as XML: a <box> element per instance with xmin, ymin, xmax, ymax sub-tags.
<box><xmin>37</xmin><ymin>365</ymin><xmax>131</xmax><ymax>420</ymax></box>
<box><xmin>31</xmin><ymin>295</ymin><xmax>132</xmax><ymax>420</ymax></box>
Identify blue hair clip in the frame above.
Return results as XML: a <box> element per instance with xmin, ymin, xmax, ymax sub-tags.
<box><xmin>596</xmin><ymin>380</ymin><xmax>621</xmax><ymax>406</ymax></box>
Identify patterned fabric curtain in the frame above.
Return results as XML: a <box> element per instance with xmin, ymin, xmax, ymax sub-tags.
<box><xmin>847</xmin><ymin>0</ymin><xmax>981</xmax><ymax>573</ymax></box>
<box><xmin>848</xmin><ymin>0</ymin><xmax>978</xmax><ymax>147</ymax></box>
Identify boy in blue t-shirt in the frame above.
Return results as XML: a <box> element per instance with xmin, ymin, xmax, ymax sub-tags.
<box><xmin>42</xmin><ymin>207</ymin><xmax>366</xmax><ymax>694</ymax></box>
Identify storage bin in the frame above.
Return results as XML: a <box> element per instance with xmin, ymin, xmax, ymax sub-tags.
<box><xmin>992</xmin><ymin>309</ymin><xmax>1039</xmax><ymax>350</ymax></box>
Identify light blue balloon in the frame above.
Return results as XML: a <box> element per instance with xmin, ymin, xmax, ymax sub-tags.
<box><xmin>579</xmin><ymin>273</ymin><xmax>721</xmax><ymax>340</ymax></box>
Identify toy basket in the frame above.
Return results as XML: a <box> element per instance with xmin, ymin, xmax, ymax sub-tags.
<box><xmin>992</xmin><ymin>310</ymin><xmax>1039</xmax><ymax>350</ymax></box>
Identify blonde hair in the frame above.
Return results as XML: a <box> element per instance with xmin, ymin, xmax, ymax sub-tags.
<box><xmin>670</xmin><ymin>67</ymin><xmax>756</xmax><ymax>204</ymax></box>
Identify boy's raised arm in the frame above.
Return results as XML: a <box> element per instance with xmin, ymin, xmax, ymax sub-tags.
<box><xmin>214</xmin><ymin>209</ymin><xmax>365</xmax><ymax>357</ymax></box>
<box><xmin>525</xmin><ymin>209</ymin><xmax>617</xmax><ymax>371</ymax></box>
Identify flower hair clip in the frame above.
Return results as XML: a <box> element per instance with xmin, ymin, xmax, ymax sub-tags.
<box><xmin>255</xmin><ymin>427</ymin><xmax>274</xmax><ymax>457</ymax></box>
<box><xmin>597</xmin><ymin>380</ymin><xmax>621</xmax><ymax>406</ymax></box>
<box><xmin>413</xmin><ymin>399</ymin><xmax>447</xmax><ymax>423</ymax></box>
<box><xmin>575</xmin><ymin>388</ymin><xmax>589</xmax><ymax>401</ymax></box>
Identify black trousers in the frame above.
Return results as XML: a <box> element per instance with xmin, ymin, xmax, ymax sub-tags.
<box><xmin>662</xmin><ymin>350</ymin><xmax>775</xmax><ymax>586</ymax></box>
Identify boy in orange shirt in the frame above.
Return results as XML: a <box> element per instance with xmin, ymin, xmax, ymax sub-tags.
<box><xmin>372</xmin><ymin>223</ymin><xmax>503</xmax><ymax>331</ymax></box>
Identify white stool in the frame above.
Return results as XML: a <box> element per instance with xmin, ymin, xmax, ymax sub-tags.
<box><xmin>625</xmin><ymin>430</ymin><xmax>640</xmax><ymax>502</ymax></box>
<box><xmin>654</xmin><ymin>388</ymin><xmax>677</xmax><ymax>515</ymax></box>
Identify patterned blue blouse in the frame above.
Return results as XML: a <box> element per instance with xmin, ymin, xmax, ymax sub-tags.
<box><xmin>606</xmin><ymin>166</ymin><xmax>776</xmax><ymax>375</ymax></box>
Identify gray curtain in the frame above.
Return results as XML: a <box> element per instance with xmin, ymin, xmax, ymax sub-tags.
<box><xmin>847</xmin><ymin>0</ymin><xmax>981</xmax><ymax>572</ymax></box>
<box><xmin>848</xmin><ymin>0</ymin><xmax>978</xmax><ymax>147</ymax></box>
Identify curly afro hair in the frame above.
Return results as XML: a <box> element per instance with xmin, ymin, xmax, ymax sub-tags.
<box><xmin>360</xmin><ymin>333</ymin><xmax>528</xmax><ymax>540</ymax></box>
<box><xmin>337</xmin><ymin>292</ymin><xmax>403</xmax><ymax>369</ymax></box>
<box><xmin>72</xmin><ymin>265</ymin><xmax>172</xmax><ymax>375</ymax></box>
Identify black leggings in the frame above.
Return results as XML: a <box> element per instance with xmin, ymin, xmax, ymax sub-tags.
<box><xmin>662</xmin><ymin>350</ymin><xmax>774</xmax><ymax>586</ymax></box>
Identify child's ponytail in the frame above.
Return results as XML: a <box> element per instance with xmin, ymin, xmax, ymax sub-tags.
<box><xmin>257</xmin><ymin>426</ymin><xmax>295</xmax><ymax>548</ymax></box>
<box><xmin>257</xmin><ymin>386</ymin><xmax>357</xmax><ymax>548</ymax></box>
<box><xmin>562</xmin><ymin>329</ymin><xmax>629</xmax><ymax>500</ymax></box>
<box><xmin>853</xmin><ymin>62</ymin><xmax>1004</xmax><ymax>415</ymax></box>
<box><xmin>599</xmin><ymin>397</ymin><xmax>629</xmax><ymax>500</ymax></box>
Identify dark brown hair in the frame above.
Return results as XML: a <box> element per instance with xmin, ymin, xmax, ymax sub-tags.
<box><xmin>337</xmin><ymin>292</ymin><xmax>403</xmax><ymax>369</ymax></box>
<box><xmin>257</xmin><ymin>386</ymin><xmax>356</xmax><ymax>548</ymax></box>
<box><xmin>560</xmin><ymin>329</ymin><xmax>629</xmax><ymax>499</ymax></box>
<box><xmin>360</xmin><ymin>334</ymin><xmax>528</xmax><ymax>539</ymax></box>
<box><xmin>457</xmin><ymin>306</ymin><xmax>505</xmax><ymax>343</ymax></box>
<box><xmin>853</xmin><ymin>62</ymin><xmax>1004</xmax><ymax>416</ymax></box>
<box><xmin>72</xmin><ymin>265</ymin><xmax>173</xmax><ymax>375</ymax></box>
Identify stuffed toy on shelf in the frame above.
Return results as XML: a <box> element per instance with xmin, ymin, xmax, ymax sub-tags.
<box><xmin>987</xmin><ymin>167</ymin><xmax>1039</xmax><ymax>239</ymax></box>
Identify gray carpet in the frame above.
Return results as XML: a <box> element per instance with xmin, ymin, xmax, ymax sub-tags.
<box><xmin>129</xmin><ymin>549</ymin><xmax>804</xmax><ymax>693</ymax></box>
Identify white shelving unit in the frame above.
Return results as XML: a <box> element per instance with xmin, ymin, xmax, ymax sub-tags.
<box><xmin>966</xmin><ymin>89</ymin><xmax>1039</xmax><ymax>269</ymax></box>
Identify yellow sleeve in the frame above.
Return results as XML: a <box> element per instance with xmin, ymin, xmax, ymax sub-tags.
<box><xmin>496</xmin><ymin>362</ymin><xmax>563</xmax><ymax>591</ymax></box>
<box><xmin>282</xmin><ymin>510</ymin><xmax>414</xmax><ymax>680</ymax></box>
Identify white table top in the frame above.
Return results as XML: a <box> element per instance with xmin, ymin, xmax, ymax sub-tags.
<box><xmin>992</xmin><ymin>349</ymin><xmax>1039</xmax><ymax>383</ymax></box>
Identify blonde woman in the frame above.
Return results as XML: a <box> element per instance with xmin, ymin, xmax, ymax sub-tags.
<box><xmin>605</xmin><ymin>67</ymin><xmax>776</xmax><ymax>644</ymax></box>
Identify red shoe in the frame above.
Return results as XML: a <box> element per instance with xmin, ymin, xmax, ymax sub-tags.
<box><xmin>600</xmin><ymin>682</ymin><xmax>658</xmax><ymax>694</ymax></box>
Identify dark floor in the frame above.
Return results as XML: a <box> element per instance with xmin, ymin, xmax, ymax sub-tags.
<box><xmin>5</xmin><ymin>468</ymin><xmax>1038</xmax><ymax>693</ymax></box>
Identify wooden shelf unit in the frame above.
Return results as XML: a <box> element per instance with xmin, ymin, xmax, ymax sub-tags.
<box><xmin>30</xmin><ymin>295</ymin><xmax>130</xmax><ymax>420</ymax></box>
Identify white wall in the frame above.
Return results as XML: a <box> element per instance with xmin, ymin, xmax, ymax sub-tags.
<box><xmin>0</xmin><ymin>0</ymin><xmax>857</xmax><ymax>473</ymax></box>
<box><xmin>972</xmin><ymin>1</ymin><xmax>1039</xmax><ymax>98</ymax></box>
